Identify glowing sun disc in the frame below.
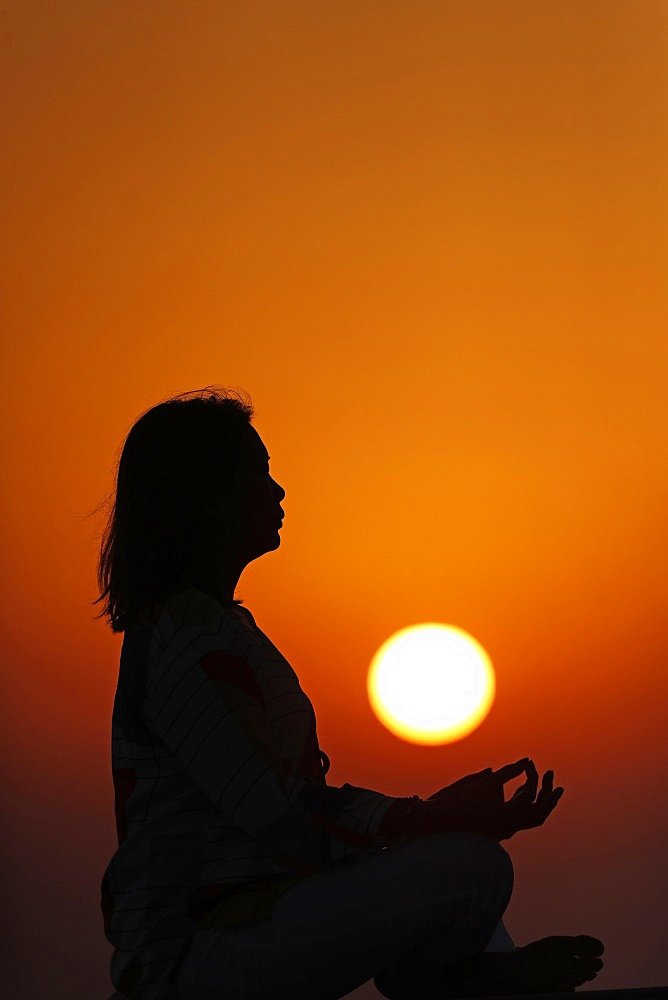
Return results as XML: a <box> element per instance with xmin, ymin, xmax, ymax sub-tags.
<box><xmin>367</xmin><ymin>623</ymin><xmax>495</xmax><ymax>745</ymax></box>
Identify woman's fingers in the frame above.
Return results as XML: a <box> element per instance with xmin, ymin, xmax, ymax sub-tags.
<box><xmin>508</xmin><ymin>759</ymin><xmax>538</xmax><ymax>803</ymax></box>
<box><xmin>503</xmin><ymin>771</ymin><xmax>565</xmax><ymax>833</ymax></box>
<box><xmin>551</xmin><ymin>786</ymin><xmax>565</xmax><ymax>809</ymax></box>
<box><xmin>484</xmin><ymin>762</ymin><xmax>565</xmax><ymax>837</ymax></box>
<box><xmin>536</xmin><ymin>775</ymin><xmax>564</xmax><ymax>822</ymax></box>
<box><xmin>536</xmin><ymin>771</ymin><xmax>559</xmax><ymax>805</ymax></box>
<box><xmin>523</xmin><ymin>760</ymin><xmax>539</xmax><ymax>800</ymax></box>
<box><xmin>493</xmin><ymin>758</ymin><xmax>533</xmax><ymax>783</ymax></box>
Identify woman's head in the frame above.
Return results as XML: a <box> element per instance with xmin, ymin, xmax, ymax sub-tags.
<box><xmin>92</xmin><ymin>385</ymin><xmax>285</xmax><ymax>632</ymax></box>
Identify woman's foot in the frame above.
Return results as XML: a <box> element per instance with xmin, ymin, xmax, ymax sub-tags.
<box><xmin>438</xmin><ymin>935</ymin><xmax>605</xmax><ymax>996</ymax></box>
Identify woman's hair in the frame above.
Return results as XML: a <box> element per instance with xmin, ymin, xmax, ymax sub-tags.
<box><xmin>90</xmin><ymin>385</ymin><xmax>255</xmax><ymax>633</ymax></box>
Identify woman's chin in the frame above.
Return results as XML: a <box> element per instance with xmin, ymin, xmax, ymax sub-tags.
<box><xmin>263</xmin><ymin>533</ymin><xmax>282</xmax><ymax>553</ymax></box>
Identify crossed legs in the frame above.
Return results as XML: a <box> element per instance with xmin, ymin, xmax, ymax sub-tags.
<box><xmin>175</xmin><ymin>832</ymin><xmax>514</xmax><ymax>1000</ymax></box>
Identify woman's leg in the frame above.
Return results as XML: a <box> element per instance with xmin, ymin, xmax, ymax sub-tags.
<box><xmin>367</xmin><ymin>834</ymin><xmax>514</xmax><ymax>1000</ymax></box>
<box><xmin>176</xmin><ymin>831</ymin><xmax>514</xmax><ymax>1000</ymax></box>
<box><xmin>483</xmin><ymin>919</ymin><xmax>515</xmax><ymax>953</ymax></box>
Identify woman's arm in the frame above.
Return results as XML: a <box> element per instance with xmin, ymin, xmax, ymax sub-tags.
<box><xmin>376</xmin><ymin>797</ymin><xmax>419</xmax><ymax>842</ymax></box>
<box><xmin>376</xmin><ymin>794</ymin><xmax>466</xmax><ymax>842</ymax></box>
<box><xmin>378</xmin><ymin>761</ymin><xmax>564</xmax><ymax>844</ymax></box>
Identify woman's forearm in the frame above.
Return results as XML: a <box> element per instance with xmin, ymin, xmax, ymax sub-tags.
<box><xmin>378</xmin><ymin>796</ymin><xmax>465</xmax><ymax>842</ymax></box>
<box><xmin>377</xmin><ymin>798</ymin><xmax>414</xmax><ymax>840</ymax></box>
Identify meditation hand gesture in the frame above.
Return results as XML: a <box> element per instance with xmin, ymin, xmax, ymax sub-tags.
<box><xmin>421</xmin><ymin>758</ymin><xmax>564</xmax><ymax>841</ymax></box>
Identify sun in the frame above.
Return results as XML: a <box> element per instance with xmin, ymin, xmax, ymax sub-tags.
<box><xmin>367</xmin><ymin>623</ymin><xmax>496</xmax><ymax>745</ymax></box>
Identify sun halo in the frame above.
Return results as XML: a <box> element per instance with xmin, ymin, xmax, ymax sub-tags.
<box><xmin>367</xmin><ymin>623</ymin><xmax>496</xmax><ymax>746</ymax></box>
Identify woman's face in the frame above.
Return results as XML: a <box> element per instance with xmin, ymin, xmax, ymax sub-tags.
<box><xmin>230</xmin><ymin>424</ymin><xmax>286</xmax><ymax>563</ymax></box>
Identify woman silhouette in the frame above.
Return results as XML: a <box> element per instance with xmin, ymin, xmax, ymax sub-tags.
<box><xmin>96</xmin><ymin>386</ymin><xmax>604</xmax><ymax>1000</ymax></box>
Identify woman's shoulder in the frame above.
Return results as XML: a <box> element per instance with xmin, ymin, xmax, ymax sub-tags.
<box><xmin>162</xmin><ymin>586</ymin><xmax>235</xmax><ymax>630</ymax></box>
<box><xmin>132</xmin><ymin>587</ymin><xmax>221</xmax><ymax>630</ymax></box>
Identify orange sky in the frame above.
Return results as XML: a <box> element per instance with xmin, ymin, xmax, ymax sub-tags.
<box><xmin>3</xmin><ymin>2</ymin><xmax>667</xmax><ymax>995</ymax></box>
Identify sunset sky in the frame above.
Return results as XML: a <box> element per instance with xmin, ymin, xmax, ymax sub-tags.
<box><xmin>3</xmin><ymin>2</ymin><xmax>667</xmax><ymax>996</ymax></box>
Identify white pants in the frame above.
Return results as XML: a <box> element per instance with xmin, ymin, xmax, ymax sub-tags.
<box><xmin>173</xmin><ymin>832</ymin><xmax>515</xmax><ymax>1000</ymax></box>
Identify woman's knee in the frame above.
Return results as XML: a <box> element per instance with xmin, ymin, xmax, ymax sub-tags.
<box><xmin>418</xmin><ymin>831</ymin><xmax>514</xmax><ymax>895</ymax></box>
<box><xmin>470</xmin><ymin>832</ymin><xmax>513</xmax><ymax>882</ymax></box>
<box><xmin>479</xmin><ymin>834</ymin><xmax>514</xmax><ymax>897</ymax></box>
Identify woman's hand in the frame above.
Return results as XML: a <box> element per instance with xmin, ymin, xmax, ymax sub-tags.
<box><xmin>419</xmin><ymin>758</ymin><xmax>564</xmax><ymax>841</ymax></box>
<box><xmin>427</xmin><ymin>767</ymin><xmax>495</xmax><ymax>800</ymax></box>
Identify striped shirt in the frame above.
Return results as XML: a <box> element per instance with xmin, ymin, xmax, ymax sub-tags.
<box><xmin>101</xmin><ymin>587</ymin><xmax>406</xmax><ymax>1000</ymax></box>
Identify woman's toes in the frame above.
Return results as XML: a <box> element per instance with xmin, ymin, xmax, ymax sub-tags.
<box><xmin>571</xmin><ymin>957</ymin><xmax>603</xmax><ymax>985</ymax></box>
<box><xmin>573</xmin><ymin>935</ymin><xmax>605</xmax><ymax>957</ymax></box>
<box><xmin>522</xmin><ymin>935</ymin><xmax>604</xmax><ymax>960</ymax></box>
<box><xmin>514</xmin><ymin>936</ymin><xmax>604</xmax><ymax>992</ymax></box>
<box><xmin>581</xmin><ymin>958</ymin><xmax>604</xmax><ymax>977</ymax></box>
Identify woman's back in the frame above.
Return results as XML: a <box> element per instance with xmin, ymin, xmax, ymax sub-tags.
<box><xmin>101</xmin><ymin>586</ymin><xmax>393</xmax><ymax>1000</ymax></box>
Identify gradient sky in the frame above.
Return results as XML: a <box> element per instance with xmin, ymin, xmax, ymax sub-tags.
<box><xmin>3</xmin><ymin>2</ymin><xmax>667</xmax><ymax>996</ymax></box>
